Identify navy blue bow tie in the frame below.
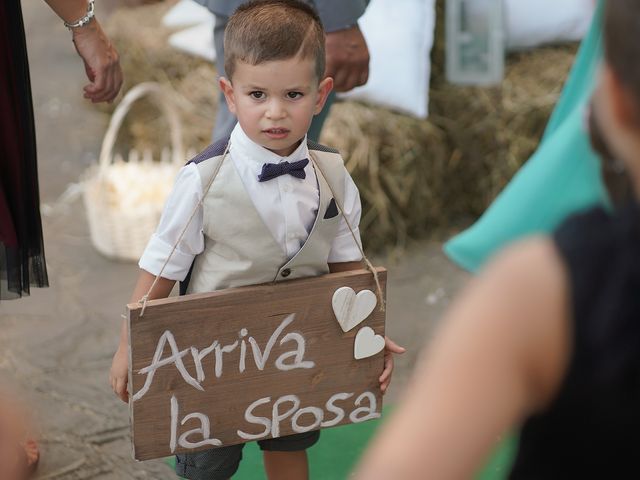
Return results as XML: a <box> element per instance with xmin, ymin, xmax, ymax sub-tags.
<box><xmin>258</xmin><ymin>158</ymin><xmax>309</xmax><ymax>182</ymax></box>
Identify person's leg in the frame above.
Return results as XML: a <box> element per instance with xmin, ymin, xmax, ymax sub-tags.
<box><xmin>259</xmin><ymin>430</ymin><xmax>319</xmax><ymax>480</ymax></box>
<box><xmin>307</xmin><ymin>91</ymin><xmax>335</xmax><ymax>142</ymax></box>
<box><xmin>263</xmin><ymin>450</ymin><xmax>309</xmax><ymax>480</ymax></box>
<box><xmin>175</xmin><ymin>444</ymin><xmax>244</xmax><ymax>480</ymax></box>
<box><xmin>212</xmin><ymin>14</ymin><xmax>237</xmax><ymax>143</ymax></box>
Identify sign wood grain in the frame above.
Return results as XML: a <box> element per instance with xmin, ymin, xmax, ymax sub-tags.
<box><xmin>128</xmin><ymin>268</ymin><xmax>386</xmax><ymax>461</ymax></box>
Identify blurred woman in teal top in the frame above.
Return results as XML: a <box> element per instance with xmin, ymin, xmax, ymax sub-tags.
<box><xmin>445</xmin><ymin>0</ymin><xmax>609</xmax><ymax>272</ymax></box>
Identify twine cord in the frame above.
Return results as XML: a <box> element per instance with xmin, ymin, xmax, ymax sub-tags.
<box><xmin>139</xmin><ymin>143</ymin><xmax>230</xmax><ymax>316</ymax></box>
<box><xmin>310</xmin><ymin>153</ymin><xmax>386</xmax><ymax>312</ymax></box>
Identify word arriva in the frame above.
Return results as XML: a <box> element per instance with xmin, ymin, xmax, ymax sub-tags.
<box><xmin>170</xmin><ymin>391</ymin><xmax>380</xmax><ymax>452</ymax></box>
<box><xmin>134</xmin><ymin>314</ymin><xmax>314</xmax><ymax>401</ymax></box>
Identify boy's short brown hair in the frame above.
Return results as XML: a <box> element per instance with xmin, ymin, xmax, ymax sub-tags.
<box><xmin>224</xmin><ymin>0</ymin><xmax>325</xmax><ymax>82</ymax></box>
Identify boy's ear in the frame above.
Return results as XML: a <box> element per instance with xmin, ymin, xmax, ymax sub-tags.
<box><xmin>219</xmin><ymin>77</ymin><xmax>237</xmax><ymax>115</ymax></box>
<box><xmin>314</xmin><ymin>77</ymin><xmax>334</xmax><ymax>115</ymax></box>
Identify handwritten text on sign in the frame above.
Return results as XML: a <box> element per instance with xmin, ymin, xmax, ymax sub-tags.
<box><xmin>128</xmin><ymin>269</ymin><xmax>386</xmax><ymax>461</ymax></box>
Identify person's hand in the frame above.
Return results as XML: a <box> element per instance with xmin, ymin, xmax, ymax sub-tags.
<box><xmin>71</xmin><ymin>19</ymin><xmax>123</xmax><ymax>103</ymax></box>
<box><xmin>379</xmin><ymin>337</ymin><xmax>406</xmax><ymax>394</ymax></box>
<box><xmin>324</xmin><ymin>25</ymin><xmax>370</xmax><ymax>93</ymax></box>
<box><xmin>110</xmin><ymin>345</ymin><xmax>130</xmax><ymax>403</ymax></box>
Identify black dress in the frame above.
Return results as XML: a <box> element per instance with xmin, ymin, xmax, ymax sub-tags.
<box><xmin>509</xmin><ymin>203</ymin><xmax>640</xmax><ymax>478</ymax></box>
<box><xmin>0</xmin><ymin>1</ymin><xmax>48</xmax><ymax>300</ymax></box>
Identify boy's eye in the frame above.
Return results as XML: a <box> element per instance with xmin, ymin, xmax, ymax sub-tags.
<box><xmin>250</xmin><ymin>91</ymin><xmax>265</xmax><ymax>99</ymax></box>
<box><xmin>287</xmin><ymin>92</ymin><xmax>303</xmax><ymax>99</ymax></box>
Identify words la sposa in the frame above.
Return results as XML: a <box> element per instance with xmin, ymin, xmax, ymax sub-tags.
<box><xmin>170</xmin><ymin>390</ymin><xmax>380</xmax><ymax>452</ymax></box>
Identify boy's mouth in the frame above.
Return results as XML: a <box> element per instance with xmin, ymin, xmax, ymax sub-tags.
<box><xmin>263</xmin><ymin>128</ymin><xmax>290</xmax><ymax>139</ymax></box>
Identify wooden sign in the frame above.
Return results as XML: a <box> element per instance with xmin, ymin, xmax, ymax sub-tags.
<box><xmin>128</xmin><ymin>268</ymin><xmax>387</xmax><ymax>461</ymax></box>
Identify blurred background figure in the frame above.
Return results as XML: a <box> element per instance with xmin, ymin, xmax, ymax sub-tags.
<box><xmin>0</xmin><ymin>0</ymin><xmax>122</xmax><ymax>302</ymax></box>
<box><xmin>445</xmin><ymin>0</ymin><xmax>604</xmax><ymax>273</ymax></box>
<box><xmin>354</xmin><ymin>1</ymin><xmax>640</xmax><ymax>478</ymax></box>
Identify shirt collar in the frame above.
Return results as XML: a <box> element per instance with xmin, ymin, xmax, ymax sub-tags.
<box><xmin>230</xmin><ymin>123</ymin><xmax>309</xmax><ymax>165</ymax></box>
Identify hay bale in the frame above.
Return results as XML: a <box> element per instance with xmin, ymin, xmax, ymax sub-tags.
<box><xmin>103</xmin><ymin>0</ymin><xmax>577</xmax><ymax>252</ymax></box>
<box><xmin>321</xmin><ymin>103</ymin><xmax>449</xmax><ymax>251</ymax></box>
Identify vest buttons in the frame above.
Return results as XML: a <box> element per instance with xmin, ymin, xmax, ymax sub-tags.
<box><xmin>281</xmin><ymin>268</ymin><xmax>292</xmax><ymax>278</ymax></box>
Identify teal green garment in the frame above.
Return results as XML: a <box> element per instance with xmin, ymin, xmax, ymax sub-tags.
<box><xmin>444</xmin><ymin>0</ymin><xmax>609</xmax><ymax>273</ymax></box>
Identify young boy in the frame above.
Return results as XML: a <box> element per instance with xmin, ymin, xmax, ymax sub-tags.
<box><xmin>109</xmin><ymin>1</ymin><xmax>404</xmax><ymax>478</ymax></box>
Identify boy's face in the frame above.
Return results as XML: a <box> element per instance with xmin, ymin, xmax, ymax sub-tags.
<box><xmin>220</xmin><ymin>57</ymin><xmax>333</xmax><ymax>157</ymax></box>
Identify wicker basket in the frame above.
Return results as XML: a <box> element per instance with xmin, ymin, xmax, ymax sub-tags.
<box><xmin>83</xmin><ymin>83</ymin><xmax>185</xmax><ymax>261</ymax></box>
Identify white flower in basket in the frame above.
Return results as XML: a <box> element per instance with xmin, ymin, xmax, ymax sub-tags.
<box><xmin>83</xmin><ymin>83</ymin><xmax>186</xmax><ymax>262</ymax></box>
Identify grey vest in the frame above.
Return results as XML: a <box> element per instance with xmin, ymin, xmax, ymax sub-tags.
<box><xmin>181</xmin><ymin>139</ymin><xmax>350</xmax><ymax>295</ymax></box>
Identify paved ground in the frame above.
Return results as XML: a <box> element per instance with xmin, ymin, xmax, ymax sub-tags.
<box><xmin>1</xmin><ymin>2</ymin><xmax>468</xmax><ymax>478</ymax></box>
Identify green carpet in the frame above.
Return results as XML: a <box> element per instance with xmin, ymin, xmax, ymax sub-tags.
<box><xmin>476</xmin><ymin>435</ymin><xmax>517</xmax><ymax>480</ymax></box>
<box><xmin>166</xmin><ymin>406</ymin><xmax>516</xmax><ymax>479</ymax></box>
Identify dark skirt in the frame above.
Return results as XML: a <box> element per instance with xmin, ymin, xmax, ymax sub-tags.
<box><xmin>0</xmin><ymin>1</ymin><xmax>48</xmax><ymax>300</ymax></box>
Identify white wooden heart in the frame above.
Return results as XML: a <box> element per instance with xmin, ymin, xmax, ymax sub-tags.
<box><xmin>354</xmin><ymin>326</ymin><xmax>385</xmax><ymax>360</ymax></box>
<box><xmin>332</xmin><ymin>286</ymin><xmax>377</xmax><ymax>332</ymax></box>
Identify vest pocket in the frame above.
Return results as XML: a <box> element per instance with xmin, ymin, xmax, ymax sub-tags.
<box><xmin>323</xmin><ymin>198</ymin><xmax>339</xmax><ymax>219</ymax></box>
<box><xmin>321</xmin><ymin>211</ymin><xmax>342</xmax><ymax>225</ymax></box>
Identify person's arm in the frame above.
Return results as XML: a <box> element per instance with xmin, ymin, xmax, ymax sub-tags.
<box><xmin>43</xmin><ymin>0</ymin><xmax>90</xmax><ymax>23</ymax></box>
<box><xmin>108</xmin><ymin>164</ymin><xmax>205</xmax><ymax>403</ymax></box>
<box><xmin>313</xmin><ymin>0</ymin><xmax>370</xmax><ymax>92</ymax></box>
<box><xmin>314</xmin><ymin>0</ymin><xmax>368</xmax><ymax>33</ymax></box>
<box><xmin>109</xmin><ymin>270</ymin><xmax>176</xmax><ymax>403</ymax></box>
<box><xmin>324</xmin><ymin>26</ymin><xmax>369</xmax><ymax>92</ymax></box>
<box><xmin>43</xmin><ymin>0</ymin><xmax>123</xmax><ymax>103</ymax></box>
<box><xmin>353</xmin><ymin>238</ymin><xmax>571</xmax><ymax>479</ymax></box>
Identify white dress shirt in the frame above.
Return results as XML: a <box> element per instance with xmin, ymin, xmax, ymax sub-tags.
<box><xmin>139</xmin><ymin>124</ymin><xmax>363</xmax><ymax>281</ymax></box>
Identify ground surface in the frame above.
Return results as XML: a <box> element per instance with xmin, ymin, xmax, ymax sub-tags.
<box><xmin>1</xmin><ymin>2</ymin><xmax>468</xmax><ymax>478</ymax></box>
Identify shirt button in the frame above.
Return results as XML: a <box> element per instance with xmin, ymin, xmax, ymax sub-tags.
<box><xmin>287</xmin><ymin>232</ymin><xmax>295</xmax><ymax>240</ymax></box>
<box><xmin>281</xmin><ymin>268</ymin><xmax>292</xmax><ymax>277</ymax></box>
<box><xmin>282</xmin><ymin>184</ymin><xmax>291</xmax><ymax>193</ymax></box>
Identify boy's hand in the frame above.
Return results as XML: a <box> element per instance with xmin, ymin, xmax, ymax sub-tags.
<box><xmin>379</xmin><ymin>337</ymin><xmax>406</xmax><ymax>394</ymax></box>
<box><xmin>109</xmin><ymin>346</ymin><xmax>130</xmax><ymax>403</ymax></box>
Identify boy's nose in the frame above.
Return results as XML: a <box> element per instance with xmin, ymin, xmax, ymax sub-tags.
<box><xmin>266</xmin><ymin>100</ymin><xmax>286</xmax><ymax>119</ymax></box>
